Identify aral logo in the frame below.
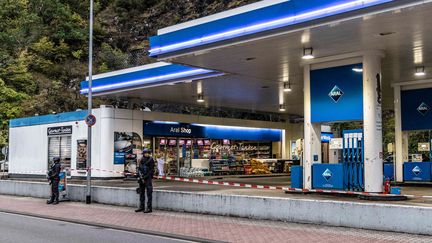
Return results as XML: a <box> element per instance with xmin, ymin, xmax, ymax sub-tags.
<box><xmin>417</xmin><ymin>102</ymin><xmax>430</xmax><ymax>116</ymax></box>
<box><xmin>328</xmin><ymin>85</ymin><xmax>344</xmax><ymax>103</ymax></box>
<box><xmin>322</xmin><ymin>169</ymin><xmax>333</xmax><ymax>181</ymax></box>
<box><xmin>412</xmin><ymin>166</ymin><xmax>422</xmax><ymax>176</ymax></box>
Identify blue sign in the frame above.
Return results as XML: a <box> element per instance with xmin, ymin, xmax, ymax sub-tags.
<box><xmin>143</xmin><ymin>121</ymin><xmax>282</xmax><ymax>141</ymax></box>
<box><xmin>311</xmin><ymin>64</ymin><xmax>363</xmax><ymax>123</ymax></box>
<box><xmin>402</xmin><ymin>88</ymin><xmax>432</xmax><ymax>131</ymax></box>
<box><xmin>321</xmin><ymin>133</ymin><xmax>334</xmax><ymax>143</ymax></box>
<box><xmin>403</xmin><ymin>162</ymin><xmax>432</xmax><ymax>181</ymax></box>
<box><xmin>144</xmin><ymin>122</ymin><xmax>205</xmax><ymax>138</ymax></box>
<box><xmin>312</xmin><ymin>164</ymin><xmax>344</xmax><ymax>190</ymax></box>
<box><xmin>114</xmin><ymin>152</ymin><xmax>126</xmax><ymax>164</ymax></box>
<box><xmin>291</xmin><ymin>166</ymin><xmax>303</xmax><ymax>189</ymax></box>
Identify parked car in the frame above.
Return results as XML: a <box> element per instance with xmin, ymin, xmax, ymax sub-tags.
<box><xmin>0</xmin><ymin>160</ymin><xmax>8</xmax><ymax>171</ymax></box>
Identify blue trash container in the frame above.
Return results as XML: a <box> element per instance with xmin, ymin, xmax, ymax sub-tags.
<box><xmin>383</xmin><ymin>163</ymin><xmax>394</xmax><ymax>181</ymax></box>
<box><xmin>291</xmin><ymin>166</ymin><xmax>303</xmax><ymax>188</ymax></box>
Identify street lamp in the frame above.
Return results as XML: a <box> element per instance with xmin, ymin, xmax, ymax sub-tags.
<box><xmin>86</xmin><ymin>0</ymin><xmax>94</xmax><ymax>204</ymax></box>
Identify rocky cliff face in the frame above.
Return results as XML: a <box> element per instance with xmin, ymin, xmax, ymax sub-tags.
<box><xmin>98</xmin><ymin>0</ymin><xmax>259</xmax><ymax>54</ymax></box>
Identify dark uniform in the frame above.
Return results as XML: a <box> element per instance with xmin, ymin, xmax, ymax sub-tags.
<box><xmin>47</xmin><ymin>157</ymin><xmax>61</xmax><ymax>204</ymax></box>
<box><xmin>136</xmin><ymin>150</ymin><xmax>154</xmax><ymax>213</ymax></box>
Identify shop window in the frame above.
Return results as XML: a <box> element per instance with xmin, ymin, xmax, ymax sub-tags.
<box><xmin>76</xmin><ymin>140</ymin><xmax>87</xmax><ymax>170</ymax></box>
<box><xmin>48</xmin><ymin>136</ymin><xmax>72</xmax><ymax>175</ymax></box>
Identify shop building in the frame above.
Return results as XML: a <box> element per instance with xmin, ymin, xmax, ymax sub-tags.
<box><xmin>9</xmin><ymin>106</ymin><xmax>301</xmax><ymax>178</ymax></box>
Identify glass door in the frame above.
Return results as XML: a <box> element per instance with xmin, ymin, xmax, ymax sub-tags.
<box><xmin>48</xmin><ymin>136</ymin><xmax>72</xmax><ymax>176</ymax></box>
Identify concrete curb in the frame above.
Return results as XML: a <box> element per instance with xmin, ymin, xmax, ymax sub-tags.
<box><xmin>0</xmin><ymin>209</ymin><xmax>223</xmax><ymax>243</ymax></box>
<box><xmin>0</xmin><ymin>180</ymin><xmax>431</xmax><ymax>235</ymax></box>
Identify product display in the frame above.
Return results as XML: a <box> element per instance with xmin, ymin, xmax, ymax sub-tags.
<box><xmin>151</xmin><ymin>136</ymin><xmax>280</xmax><ymax>176</ymax></box>
<box><xmin>209</xmin><ymin>160</ymin><xmax>230</xmax><ymax>175</ymax></box>
<box><xmin>250</xmin><ymin>159</ymin><xmax>271</xmax><ymax>174</ymax></box>
<box><xmin>179</xmin><ymin>167</ymin><xmax>212</xmax><ymax>177</ymax></box>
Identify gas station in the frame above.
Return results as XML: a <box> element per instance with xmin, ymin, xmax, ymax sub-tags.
<box><xmin>6</xmin><ymin>0</ymin><xmax>432</xmax><ymax>237</ymax></box>
<box><xmin>8</xmin><ymin>0</ymin><xmax>432</xmax><ymax>195</ymax></box>
<box><xmin>80</xmin><ymin>0</ymin><xmax>432</xmax><ymax>193</ymax></box>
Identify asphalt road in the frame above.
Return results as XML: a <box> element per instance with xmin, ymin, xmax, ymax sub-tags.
<box><xmin>0</xmin><ymin>212</ymin><xmax>199</xmax><ymax>243</ymax></box>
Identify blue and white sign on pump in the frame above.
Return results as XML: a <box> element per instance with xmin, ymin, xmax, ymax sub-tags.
<box><xmin>322</xmin><ymin>169</ymin><xmax>333</xmax><ymax>181</ymax></box>
<box><xmin>412</xmin><ymin>166</ymin><xmax>422</xmax><ymax>176</ymax></box>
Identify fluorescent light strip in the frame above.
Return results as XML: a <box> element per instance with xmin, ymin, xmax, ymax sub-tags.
<box><xmin>149</xmin><ymin>0</ymin><xmax>392</xmax><ymax>55</ymax></box>
<box><xmin>153</xmin><ymin>121</ymin><xmax>282</xmax><ymax>132</ymax></box>
<box><xmin>152</xmin><ymin>121</ymin><xmax>180</xmax><ymax>125</ymax></box>
<box><xmin>86</xmin><ymin>62</ymin><xmax>171</xmax><ymax>81</ymax></box>
<box><xmin>193</xmin><ymin>123</ymin><xmax>283</xmax><ymax>132</ymax></box>
<box><xmin>85</xmin><ymin>72</ymin><xmax>225</xmax><ymax>97</ymax></box>
<box><xmin>80</xmin><ymin>69</ymin><xmax>216</xmax><ymax>94</ymax></box>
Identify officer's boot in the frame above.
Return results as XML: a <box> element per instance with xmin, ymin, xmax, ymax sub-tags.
<box><xmin>46</xmin><ymin>197</ymin><xmax>54</xmax><ymax>204</ymax></box>
<box><xmin>53</xmin><ymin>197</ymin><xmax>59</xmax><ymax>205</ymax></box>
<box><xmin>135</xmin><ymin>204</ymin><xmax>145</xmax><ymax>212</ymax></box>
<box><xmin>144</xmin><ymin>206</ymin><xmax>152</xmax><ymax>213</ymax></box>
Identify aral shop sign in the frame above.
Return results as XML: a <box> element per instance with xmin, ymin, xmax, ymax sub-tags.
<box><xmin>143</xmin><ymin>122</ymin><xmax>205</xmax><ymax>138</ymax></box>
<box><xmin>169</xmin><ymin>126</ymin><xmax>192</xmax><ymax>134</ymax></box>
<box><xmin>47</xmin><ymin>126</ymin><xmax>72</xmax><ymax>136</ymax></box>
<box><xmin>210</xmin><ymin>142</ymin><xmax>257</xmax><ymax>152</ymax></box>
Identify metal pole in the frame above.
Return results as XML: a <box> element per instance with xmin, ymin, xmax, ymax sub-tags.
<box><xmin>86</xmin><ymin>0</ymin><xmax>94</xmax><ymax>204</ymax></box>
<box><xmin>177</xmin><ymin>138</ymin><xmax>180</xmax><ymax>176</ymax></box>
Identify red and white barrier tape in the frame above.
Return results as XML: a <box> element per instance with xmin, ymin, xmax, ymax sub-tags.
<box><xmin>156</xmin><ymin>175</ymin><xmax>284</xmax><ymax>190</ymax></box>
<box><xmin>8</xmin><ymin>168</ymin><xmax>129</xmax><ymax>175</ymax></box>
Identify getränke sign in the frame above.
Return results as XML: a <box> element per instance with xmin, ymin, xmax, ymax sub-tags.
<box><xmin>47</xmin><ymin>126</ymin><xmax>72</xmax><ymax>136</ymax></box>
<box><xmin>210</xmin><ymin>142</ymin><xmax>257</xmax><ymax>152</ymax></box>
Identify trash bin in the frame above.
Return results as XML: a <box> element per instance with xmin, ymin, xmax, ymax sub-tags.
<box><xmin>291</xmin><ymin>166</ymin><xmax>303</xmax><ymax>188</ymax></box>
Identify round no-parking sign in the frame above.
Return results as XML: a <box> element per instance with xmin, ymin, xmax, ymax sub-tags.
<box><xmin>85</xmin><ymin>114</ymin><xmax>96</xmax><ymax>127</ymax></box>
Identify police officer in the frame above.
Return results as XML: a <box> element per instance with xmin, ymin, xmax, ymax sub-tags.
<box><xmin>135</xmin><ymin>148</ymin><xmax>155</xmax><ymax>213</ymax></box>
<box><xmin>47</xmin><ymin>157</ymin><xmax>61</xmax><ymax>205</ymax></box>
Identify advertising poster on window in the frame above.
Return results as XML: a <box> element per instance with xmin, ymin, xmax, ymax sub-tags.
<box><xmin>114</xmin><ymin>132</ymin><xmax>143</xmax><ymax>173</ymax></box>
<box><xmin>59</xmin><ymin>171</ymin><xmax>67</xmax><ymax>192</ymax></box>
<box><xmin>76</xmin><ymin>140</ymin><xmax>87</xmax><ymax>170</ymax></box>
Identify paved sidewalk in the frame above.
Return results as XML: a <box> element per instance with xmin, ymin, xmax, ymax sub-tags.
<box><xmin>0</xmin><ymin>195</ymin><xmax>430</xmax><ymax>243</ymax></box>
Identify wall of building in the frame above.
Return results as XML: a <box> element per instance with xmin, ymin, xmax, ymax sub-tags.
<box><xmin>9</xmin><ymin>120</ymin><xmax>88</xmax><ymax>176</ymax></box>
<box><xmin>8</xmin><ymin>110</ymin><xmax>104</xmax><ymax>177</ymax></box>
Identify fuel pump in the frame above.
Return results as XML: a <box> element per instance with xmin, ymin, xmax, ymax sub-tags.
<box><xmin>343</xmin><ymin>130</ymin><xmax>364</xmax><ymax>191</ymax></box>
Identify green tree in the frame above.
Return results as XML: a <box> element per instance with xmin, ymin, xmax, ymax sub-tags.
<box><xmin>0</xmin><ymin>79</ymin><xmax>28</xmax><ymax>146</ymax></box>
